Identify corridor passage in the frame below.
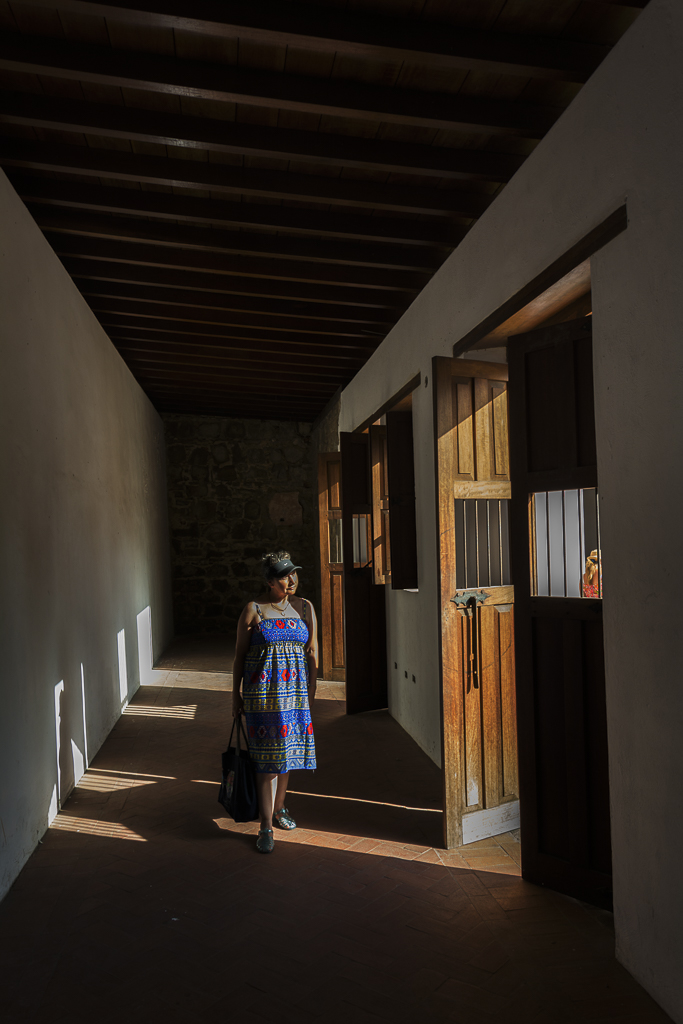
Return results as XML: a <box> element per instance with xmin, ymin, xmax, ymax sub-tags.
<box><xmin>1</xmin><ymin>668</ymin><xmax>671</xmax><ymax>1024</ymax></box>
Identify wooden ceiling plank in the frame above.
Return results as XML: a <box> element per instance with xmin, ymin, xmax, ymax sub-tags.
<box><xmin>43</xmin><ymin>231</ymin><xmax>429</xmax><ymax>290</ymax></box>
<box><xmin>119</xmin><ymin>354</ymin><xmax>353</xmax><ymax>384</ymax></box>
<box><xmin>0</xmin><ymin>30</ymin><xmax>566</xmax><ymax>137</ymax></box>
<box><xmin>0</xmin><ymin>137</ymin><xmax>493</xmax><ymax>216</ymax></box>
<box><xmin>98</xmin><ymin>314</ymin><xmax>377</xmax><ymax>353</ymax></box>
<box><xmin>8</xmin><ymin>0</ymin><xmax>610</xmax><ymax>80</ymax></box>
<box><xmin>32</xmin><ymin>206</ymin><xmax>445</xmax><ymax>272</ymax></box>
<box><xmin>111</xmin><ymin>337</ymin><xmax>365</xmax><ymax>371</ymax></box>
<box><xmin>132</xmin><ymin>369</ymin><xmax>337</xmax><ymax>397</ymax></box>
<box><xmin>59</xmin><ymin>256</ymin><xmax>410</xmax><ymax>310</ymax></box>
<box><xmin>76</xmin><ymin>278</ymin><xmax>398</xmax><ymax>327</ymax></box>
<box><xmin>10</xmin><ymin>172</ymin><xmax>467</xmax><ymax>243</ymax></box>
<box><xmin>85</xmin><ymin>293</ymin><xmax>388</xmax><ymax>338</ymax></box>
<box><xmin>0</xmin><ymin>91</ymin><xmax>526</xmax><ymax>181</ymax></box>
<box><xmin>105</xmin><ymin>325</ymin><xmax>372</xmax><ymax>360</ymax></box>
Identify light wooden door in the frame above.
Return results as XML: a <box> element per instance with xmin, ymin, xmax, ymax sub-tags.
<box><xmin>318</xmin><ymin>453</ymin><xmax>345</xmax><ymax>682</ymax></box>
<box><xmin>340</xmin><ymin>432</ymin><xmax>388</xmax><ymax>714</ymax></box>
<box><xmin>434</xmin><ymin>357</ymin><xmax>519</xmax><ymax>849</ymax></box>
<box><xmin>370</xmin><ymin>425</ymin><xmax>390</xmax><ymax>585</ymax></box>
<box><xmin>508</xmin><ymin>319</ymin><xmax>611</xmax><ymax>908</ymax></box>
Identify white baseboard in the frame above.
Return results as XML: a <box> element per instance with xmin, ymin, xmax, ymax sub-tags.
<box><xmin>462</xmin><ymin>800</ymin><xmax>520</xmax><ymax>845</ymax></box>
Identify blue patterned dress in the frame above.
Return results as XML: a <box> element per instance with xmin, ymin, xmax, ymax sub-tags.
<box><xmin>242</xmin><ymin>603</ymin><xmax>316</xmax><ymax>774</ymax></box>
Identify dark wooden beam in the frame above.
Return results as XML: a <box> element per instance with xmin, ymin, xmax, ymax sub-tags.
<box><xmin>43</xmin><ymin>231</ymin><xmax>428</xmax><ymax>291</ymax></box>
<box><xmin>98</xmin><ymin>315</ymin><xmax>377</xmax><ymax>354</ymax></box>
<box><xmin>121</xmin><ymin>354</ymin><xmax>352</xmax><ymax>385</ymax></box>
<box><xmin>86</xmin><ymin>294</ymin><xmax>387</xmax><ymax>339</ymax></box>
<box><xmin>113</xmin><ymin>337</ymin><xmax>364</xmax><ymax>373</ymax></box>
<box><xmin>106</xmin><ymin>327</ymin><xmax>370</xmax><ymax>364</ymax></box>
<box><xmin>8</xmin><ymin>0</ymin><xmax>610</xmax><ymax>81</ymax></box>
<box><xmin>11</xmin><ymin>174</ymin><xmax>466</xmax><ymax>245</ymax></box>
<box><xmin>0</xmin><ymin>138</ymin><xmax>492</xmax><ymax>218</ymax></box>
<box><xmin>61</xmin><ymin>257</ymin><xmax>409</xmax><ymax>311</ymax></box>
<box><xmin>33</xmin><ymin>207</ymin><xmax>443</xmax><ymax>272</ymax></box>
<box><xmin>0</xmin><ymin>31</ymin><xmax>564</xmax><ymax>137</ymax></box>
<box><xmin>133</xmin><ymin>368</ymin><xmax>338</xmax><ymax>398</ymax></box>
<box><xmin>0</xmin><ymin>93</ymin><xmax>525</xmax><ymax>182</ymax></box>
<box><xmin>77</xmin><ymin>279</ymin><xmax>397</xmax><ymax>329</ymax></box>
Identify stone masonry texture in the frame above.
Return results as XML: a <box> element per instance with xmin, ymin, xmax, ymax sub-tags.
<box><xmin>163</xmin><ymin>414</ymin><xmax>316</xmax><ymax>636</ymax></box>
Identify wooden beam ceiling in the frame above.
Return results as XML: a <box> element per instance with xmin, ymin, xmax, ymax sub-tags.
<box><xmin>0</xmin><ymin>31</ymin><xmax>564</xmax><ymax>136</ymax></box>
<box><xmin>0</xmin><ymin>0</ymin><xmax>645</xmax><ymax>420</ymax></box>
<box><xmin>8</xmin><ymin>0</ymin><xmax>611</xmax><ymax>79</ymax></box>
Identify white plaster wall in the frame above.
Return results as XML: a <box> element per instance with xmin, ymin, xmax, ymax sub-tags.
<box><xmin>0</xmin><ymin>170</ymin><xmax>173</xmax><ymax>901</ymax></box>
<box><xmin>338</xmin><ymin>1</ymin><xmax>683</xmax><ymax>1017</ymax></box>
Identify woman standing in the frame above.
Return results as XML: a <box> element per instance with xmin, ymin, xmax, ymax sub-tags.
<box><xmin>232</xmin><ymin>551</ymin><xmax>317</xmax><ymax>853</ymax></box>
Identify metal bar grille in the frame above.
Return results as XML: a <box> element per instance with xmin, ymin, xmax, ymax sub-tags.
<box><xmin>531</xmin><ymin>488</ymin><xmax>601</xmax><ymax>598</ymax></box>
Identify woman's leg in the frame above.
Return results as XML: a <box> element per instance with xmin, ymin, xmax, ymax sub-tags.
<box><xmin>256</xmin><ymin>772</ymin><xmax>276</xmax><ymax>829</ymax></box>
<box><xmin>273</xmin><ymin>771</ymin><xmax>290</xmax><ymax>814</ymax></box>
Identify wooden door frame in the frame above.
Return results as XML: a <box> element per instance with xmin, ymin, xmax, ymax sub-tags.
<box><xmin>433</xmin><ymin>355</ymin><xmax>511</xmax><ymax>849</ymax></box>
<box><xmin>340</xmin><ymin>431</ymin><xmax>388</xmax><ymax>714</ymax></box>
<box><xmin>318</xmin><ymin>452</ymin><xmax>345</xmax><ymax>682</ymax></box>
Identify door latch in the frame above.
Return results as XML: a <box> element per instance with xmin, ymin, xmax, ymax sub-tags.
<box><xmin>450</xmin><ymin>590</ymin><xmax>487</xmax><ymax>691</ymax></box>
<box><xmin>450</xmin><ymin>589</ymin><xmax>487</xmax><ymax>616</ymax></box>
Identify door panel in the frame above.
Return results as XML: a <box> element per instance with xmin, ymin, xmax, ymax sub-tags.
<box><xmin>370</xmin><ymin>425</ymin><xmax>390</xmax><ymax>585</ymax></box>
<box><xmin>434</xmin><ymin>356</ymin><xmax>519</xmax><ymax>848</ymax></box>
<box><xmin>508</xmin><ymin>318</ymin><xmax>612</xmax><ymax>907</ymax></box>
<box><xmin>340</xmin><ymin>432</ymin><xmax>388</xmax><ymax>714</ymax></box>
<box><xmin>317</xmin><ymin>453</ymin><xmax>345</xmax><ymax>682</ymax></box>
<box><xmin>386</xmin><ymin>410</ymin><xmax>418</xmax><ymax>591</ymax></box>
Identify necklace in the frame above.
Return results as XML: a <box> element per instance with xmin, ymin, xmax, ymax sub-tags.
<box><xmin>272</xmin><ymin>597</ymin><xmax>290</xmax><ymax>615</ymax></box>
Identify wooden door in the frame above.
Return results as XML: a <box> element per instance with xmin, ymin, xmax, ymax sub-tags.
<box><xmin>318</xmin><ymin>452</ymin><xmax>345</xmax><ymax>682</ymax></box>
<box><xmin>370</xmin><ymin>425</ymin><xmax>390</xmax><ymax>585</ymax></box>
<box><xmin>386</xmin><ymin>410</ymin><xmax>418</xmax><ymax>591</ymax></box>
<box><xmin>434</xmin><ymin>357</ymin><xmax>519</xmax><ymax>848</ymax></box>
<box><xmin>508</xmin><ymin>318</ymin><xmax>612</xmax><ymax>907</ymax></box>
<box><xmin>340</xmin><ymin>431</ymin><xmax>388</xmax><ymax>714</ymax></box>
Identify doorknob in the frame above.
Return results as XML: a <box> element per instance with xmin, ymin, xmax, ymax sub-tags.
<box><xmin>450</xmin><ymin>590</ymin><xmax>487</xmax><ymax>691</ymax></box>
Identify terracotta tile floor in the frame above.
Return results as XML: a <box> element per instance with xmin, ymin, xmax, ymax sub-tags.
<box><xmin>1</xmin><ymin>668</ymin><xmax>672</xmax><ymax>1023</ymax></box>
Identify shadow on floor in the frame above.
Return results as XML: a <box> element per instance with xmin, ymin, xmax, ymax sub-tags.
<box><xmin>1</xmin><ymin>667</ymin><xmax>673</xmax><ymax>1024</ymax></box>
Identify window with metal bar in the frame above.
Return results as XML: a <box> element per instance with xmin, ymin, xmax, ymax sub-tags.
<box><xmin>454</xmin><ymin>498</ymin><xmax>512</xmax><ymax>590</ymax></box>
<box><xmin>531</xmin><ymin>488</ymin><xmax>602</xmax><ymax>598</ymax></box>
<box><xmin>351</xmin><ymin>513</ymin><xmax>370</xmax><ymax>568</ymax></box>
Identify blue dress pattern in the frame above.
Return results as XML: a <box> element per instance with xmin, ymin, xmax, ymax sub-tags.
<box><xmin>243</xmin><ymin>608</ymin><xmax>316</xmax><ymax>774</ymax></box>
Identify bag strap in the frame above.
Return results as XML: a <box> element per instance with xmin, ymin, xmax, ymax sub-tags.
<box><xmin>226</xmin><ymin>716</ymin><xmax>237</xmax><ymax>753</ymax></box>
<box><xmin>237</xmin><ymin>713</ymin><xmax>249</xmax><ymax>750</ymax></box>
<box><xmin>225</xmin><ymin>713</ymin><xmax>250</xmax><ymax>754</ymax></box>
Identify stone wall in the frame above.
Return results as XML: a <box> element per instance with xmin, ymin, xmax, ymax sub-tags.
<box><xmin>164</xmin><ymin>414</ymin><xmax>317</xmax><ymax>635</ymax></box>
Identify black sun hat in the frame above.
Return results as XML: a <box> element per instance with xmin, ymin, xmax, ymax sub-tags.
<box><xmin>270</xmin><ymin>557</ymin><xmax>302</xmax><ymax>578</ymax></box>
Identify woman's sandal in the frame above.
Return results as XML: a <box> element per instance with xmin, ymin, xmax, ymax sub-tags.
<box><xmin>256</xmin><ymin>827</ymin><xmax>274</xmax><ymax>854</ymax></box>
<box><xmin>273</xmin><ymin>807</ymin><xmax>297</xmax><ymax>830</ymax></box>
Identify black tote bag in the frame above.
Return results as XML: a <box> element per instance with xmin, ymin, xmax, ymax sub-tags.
<box><xmin>218</xmin><ymin>714</ymin><xmax>259</xmax><ymax>823</ymax></box>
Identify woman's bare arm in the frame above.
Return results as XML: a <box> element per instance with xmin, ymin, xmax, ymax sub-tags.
<box><xmin>304</xmin><ymin>600</ymin><xmax>319</xmax><ymax>701</ymax></box>
<box><xmin>232</xmin><ymin>602</ymin><xmax>259</xmax><ymax>717</ymax></box>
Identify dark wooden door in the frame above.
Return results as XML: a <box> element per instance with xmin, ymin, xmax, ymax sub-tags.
<box><xmin>386</xmin><ymin>410</ymin><xmax>418</xmax><ymax>591</ymax></box>
<box><xmin>317</xmin><ymin>452</ymin><xmax>345</xmax><ymax>682</ymax></box>
<box><xmin>508</xmin><ymin>318</ymin><xmax>612</xmax><ymax>907</ymax></box>
<box><xmin>340</xmin><ymin>432</ymin><xmax>388</xmax><ymax>714</ymax></box>
<box><xmin>434</xmin><ymin>357</ymin><xmax>519</xmax><ymax>848</ymax></box>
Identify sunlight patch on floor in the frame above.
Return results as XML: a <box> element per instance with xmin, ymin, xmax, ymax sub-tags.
<box><xmin>123</xmin><ymin>704</ymin><xmax>198</xmax><ymax>719</ymax></box>
<box><xmin>50</xmin><ymin>815</ymin><xmax>146</xmax><ymax>841</ymax></box>
<box><xmin>76</xmin><ymin>772</ymin><xmax>157</xmax><ymax>792</ymax></box>
<box><xmin>214</xmin><ymin>817</ymin><xmax>520</xmax><ymax>873</ymax></box>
